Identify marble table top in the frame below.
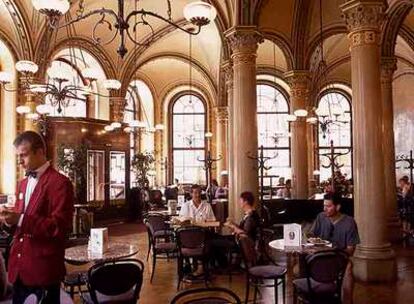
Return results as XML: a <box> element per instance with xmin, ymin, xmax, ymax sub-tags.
<box><xmin>65</xmin><ymin>242</ymin><xmax>139</xmax><ymax>263</ymax></box>
<box><xmin>269</xmin><ymin>239</ymin><xmax>332</xmax><ymax>255</ymax></box>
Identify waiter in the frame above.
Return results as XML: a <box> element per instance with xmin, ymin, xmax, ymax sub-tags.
<box><xmin>0</xmin><ymin>131</ymin><xmax>74</xmax><ymax>303</ymax></box>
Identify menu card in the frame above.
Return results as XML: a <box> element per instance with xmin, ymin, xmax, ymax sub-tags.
<box><xmin>90</xmin><ymin>228</ymin><xmax>109</xmax><ymax>254</ymax></box>
<box><xmin>283</xmin><ymin>223</ymin><xmax>302</xmax><ymax>248</ymax></box>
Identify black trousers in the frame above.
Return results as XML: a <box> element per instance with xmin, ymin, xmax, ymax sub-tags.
<box><xmin>12</xmin><ymin>278</ymin><xmax>60</xmax><ymax>304</ymax></box>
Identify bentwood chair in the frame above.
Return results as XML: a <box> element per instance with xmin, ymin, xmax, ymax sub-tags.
<box><xmin>144</xmin><ymin>220</ymin><xmax>177</xmax><ymax>283</ymax></box>
<box><xmin>144</xmin><ymin>214</ymin><xmax>175</xmax><ymax>261</ymax></box>
<box><xmin>170</xmin><ymin>287</ymin><xmax>242</xmax><ymax>304</ymax></box>
<box><xmin>82</xmin><ymin>259</ymin><xmax>144</xmax><ymax>304</ymax></box>
<box><xmin>292</xmin><ymin>250</ymin><xmax>348</xmax><ymax>304</ymax></box>
<box><xmin>238</xmin><ymin>234</ymin><xmax>287</xmax><ymax>304</ymax></box>
<box><xmin>176</xmin><ymin>227</ymin><xmax>209</xmax><ymax>290</ymax></box>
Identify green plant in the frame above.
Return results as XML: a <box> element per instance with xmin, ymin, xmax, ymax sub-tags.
<box><xmin>57</xmin><ymin>144</ymin><xmax>88</xmax><ymax>203</ymax></box>
<box><xmin>131</xmin><ymin>152</ymin><xmax>155</xmax><ymax>188</ymax></box>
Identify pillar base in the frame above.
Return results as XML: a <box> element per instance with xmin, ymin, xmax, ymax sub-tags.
<box><xmin>387</xmin><ymin>215</ymin><xmax>402</xmax><ymax>243</ymax></box>
<box><xmin>352</xmin><ymin>244</ymin><xmax>396</xmax><ymax>283</ymax></box>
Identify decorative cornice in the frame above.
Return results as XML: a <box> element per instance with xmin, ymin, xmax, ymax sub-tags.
<box><xmin>221</xmin><ymin>60</ymin><xmax>233</xmax><ymax>87</ymax></box>
<box><xmin>341</xmin><ymin>1</ymin><xmax>385</xmax><ymax>32</ymax></box>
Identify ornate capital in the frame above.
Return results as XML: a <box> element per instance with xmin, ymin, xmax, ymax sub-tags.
<box><xmin>341</xmin><ymin>1</ymin><xmax>385</xmax><ymax>32</ymax></box>
<box><xmin>215</xmin><ymin>106</ymin><xmax>229</xmax><ymax>122</ymax></box>
<box><xmin>284</xmin><ymin>70</ymin><xmax>311</xmax><ymax>101</ymax></box>
<box><xmin>381</xmin><ymin>57</ymin><xmax>397</xmax><ymax>85</ymax></box>
<box><xmin>110</xmin><ymin>97</ymin><xmax>126</xmax><ymax>122</ymax></box>
<box><xmin>225</xmin><ymin>26</ymin><xmax>263</xmax><ymax>65</ymax></box>
<box><xmin>221</xmin><ymin>60</ymin><xmax>233</xmax><ymax>88</ymax></box>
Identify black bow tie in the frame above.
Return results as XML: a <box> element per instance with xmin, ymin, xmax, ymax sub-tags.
<box><xmin>25</xmin><ymin>170</ymin><xmax>37</xmax><ymax>178</ymax></box>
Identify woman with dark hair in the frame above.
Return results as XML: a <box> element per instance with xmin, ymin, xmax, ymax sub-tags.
<box><xmin>225</xmin><ymin>191</ymin><xmax>261</xmax><ymax>241</ymax></box>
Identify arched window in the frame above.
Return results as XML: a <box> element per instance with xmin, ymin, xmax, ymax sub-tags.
<box><xmin>317</xmin><ymin>91</ymin><xmax>352</xmax><ymax>181</ymax></box>
<box><xmin>171</xmin><ymin>93</ymin><xmax>206</xmax><ymax>184</ymax></box>
<box><xmin>257</xmin><ymin>83</ymin><xmax>291</xmax><ymax>185</ymax></box>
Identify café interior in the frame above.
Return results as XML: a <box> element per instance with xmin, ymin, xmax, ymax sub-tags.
<box><xmin>0</xmin><ymin>0</ymin><xmax>414</xmax><ymax>303</ymax></box>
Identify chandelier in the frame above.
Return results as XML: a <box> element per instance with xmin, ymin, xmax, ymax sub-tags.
<box><xmin>32</xmin><ymin>0</ymin><xmax>217</xmax><ymax>59</ymax></box>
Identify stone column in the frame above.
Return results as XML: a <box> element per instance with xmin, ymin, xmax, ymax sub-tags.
<box><xmin>87</xmin><ymin>95</ymin><xmax>96</xmax><ymax>119</ymax></box>
<box><xmin>381</xmin><ymin>57</ymin><xmax>401</xmax><ymax>242</ymax></box>
<box><xmin>284</xmin><ymin>71</ymin><xmax>310</xmax><ymax>199</ymax></box>
<box><xmin>214</xmin><ymin>106</ymin><xmax>229</xmax><ymax>178</ymax></box>
<box><xmin>110</xmin><ymin>96</ymin><xmax>126</xmax><ymax>122</ymax></box>
<box><xmin>342</xmin><ymin>0</ymin><xmax>396</xmax><ymax>282</ymax></box>
<box><xmin>225</xmin><ymin>26</ymin><xmax>263</xmax><ymax>221</ymax></box>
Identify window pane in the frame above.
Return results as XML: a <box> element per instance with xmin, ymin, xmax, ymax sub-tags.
<box><xmin>172</xmin><ymin>94</ymin><xmax>206</xmax><ymax>183</ymax></box>
<box><xmin>319</xmin><ymin>148</ymin><xmax>352</xmax><ymax>181</ymax></box>
<box><xmin>257</xmin><ymin>84</ymin><xmax>291</xmax><ymax>179</ymax></box>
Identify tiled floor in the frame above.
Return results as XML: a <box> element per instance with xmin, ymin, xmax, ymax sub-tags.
<box><xmin>67</xmin><ymin>223</ymin><xmax>414</xmax><ymax>303</ymax></box>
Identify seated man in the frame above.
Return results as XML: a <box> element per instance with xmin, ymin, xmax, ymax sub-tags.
<box><xmin>310</xmin><ymin>192</ymin><xmax>359</xmax><ymax>254</ymax></box>
<box><xmin>179</xmin><ymin>184</ymin><xmax>215</xmax><ymax>221</ymax></box>
<box><xmin>310</xmin><ymin>192</ymin><xmax>359</xmax><ymax>304</ymax></box>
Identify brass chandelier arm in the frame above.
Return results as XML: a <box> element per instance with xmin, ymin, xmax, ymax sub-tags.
<box><xmin>54</xmin><ymin>8</ymin><xmax>118</xmax><ymax>30</ymax></box>
<box><xmin>65</xmin><ymin>85</ymin><xmax>112</xmax><ymax>99</ymax></box>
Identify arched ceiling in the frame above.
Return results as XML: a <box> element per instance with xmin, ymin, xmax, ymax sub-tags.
<box><xmin>257</xmin><ymin>39</ymin><xmax>288</xmax><ymax>71</ymax></box>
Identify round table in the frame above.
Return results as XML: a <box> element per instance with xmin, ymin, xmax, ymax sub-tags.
<box><xmin>65</xmin><ymin>242</ymin><xmax>139</xmax><ymax>263</ymax></box>
<box><xmin>269</xmin><ymin>239</ymin><xmax>332</xmax><ymax>255</ymax></box>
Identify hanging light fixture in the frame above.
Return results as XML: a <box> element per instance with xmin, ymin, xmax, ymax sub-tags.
<box><xmin>33</xmin><ymin>0</ymin><xmax>217</xmax><ymax>59</ymax></box>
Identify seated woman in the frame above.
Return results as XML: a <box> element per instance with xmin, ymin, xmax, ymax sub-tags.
<box><xmin>210</xmin><ymin>191</ymin><xmax>261</xmax><ymax>268</ymax></box>
<box><xmin>225</xmin><ymin>191</ymin><xmax>261</xmax><ymax>241</ymax></box>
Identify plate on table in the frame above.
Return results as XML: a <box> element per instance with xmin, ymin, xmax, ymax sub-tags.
<box><xmin>307</xmin><ymin>238</ymin><xmax>331</xmax><ymax>246</ymax></box>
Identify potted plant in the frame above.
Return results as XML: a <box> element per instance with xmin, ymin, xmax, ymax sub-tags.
<box><xmin>131</xmin><ymin>151</ymin><xmax>155</xmax><ymax>188</ymax></box>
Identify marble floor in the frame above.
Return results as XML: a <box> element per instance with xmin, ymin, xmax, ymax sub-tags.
<box><xmin>67</xmin><ymin>223</ymin><xmax>414</xmax><ymax>304</ymax></box>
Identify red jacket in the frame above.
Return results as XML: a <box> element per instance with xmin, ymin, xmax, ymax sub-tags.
<box><xmin>8</xmin><ymin>166</ymin><xmax>74</xmax><ymax>286</ymax></box>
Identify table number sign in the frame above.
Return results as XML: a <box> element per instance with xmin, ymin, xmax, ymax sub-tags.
<box><xmin>283</xmin><ymin>223</ymin><xmax>302</xmax><ymax>248</ymax></box>
<box><xmin>90</xmin><ymin>228</ymin><xmax>109</xmax><ymax>254</ymax></box>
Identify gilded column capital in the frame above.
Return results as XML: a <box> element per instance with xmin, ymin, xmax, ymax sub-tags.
<box><xmin>284</xmin><ymin>70</ymin><xmax>311</xmax><ymax>101</ymax></box>
<box><xmin>215</xmin><ymin>106</ymin><xmax>229</xmax><ymax>122</ymax></box>
<box><xmin>380</xmin><ymin>57</ymin><xmax>397</xmax><ymax>85</ymax></box>
<box><xmin>341</xmin><ymin>1</ymin><xmax>385</xmax><ymax>47</ymax></box>
<box><xmin>110</xmin><ymin>96</ymin><xmax>126</xmax><ymax>122</ymax></box>
<box><xmin>225</xmin><ymin>26</ymin><xmax>263</xmax><ymax>65</ymax></box>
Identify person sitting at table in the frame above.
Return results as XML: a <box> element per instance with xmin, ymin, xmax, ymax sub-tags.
<box><xmin>276</xmin><ymin>179</ymin><xmax>292</xmax><ymax>199</ymax></box>
<box><xmin>225</xmin><ymin>191</ymin><xmax>261</xmax><ymax>241</ymax></box>
<box><xmin>206</xmin><ymin>179</ymin><xmax>219</xmax><ymax>202</ymax></box>
<box><xmin>179</xmin><ymin>184</ymin><xmax>216</xmax><ymax>221</ymax></box>
<box><xmin>310</xmin><ymin>192</ymin><xmax>359</xmax><ymax>254</ymax></box>
<box><xmin>309</xmin><ymin>192</ymin><xmax>359</xmax><ymax>304</ymax></box>
<box><xmin>215</xmin><ymin>172</ymin><xmax>229</xmax><ymax>199</ymax></box>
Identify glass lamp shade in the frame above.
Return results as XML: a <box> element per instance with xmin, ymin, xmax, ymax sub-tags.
<box><xmin>32</xmin><ymin>0</ymin><xmax>70</xmax><ymax>15</ymax></box>
<box><xmin>104</xmin><ymin>125</ymin><xmax>114</xmax><ymax>132</ymax></box>
<box><xmin>16</xmin><ymin>105</ymin><xmax>31</xmax><ymax>114</ymax></box>
<box><xmin>147</xmin><ymin>127</ymin><xmax>156</xmax><ymax>133</ymax></box>
<box><xmin>155</xmin><ymin>124</ymin><xmax>164</xmax><ymax>131</ymax></box>
<box><xmin>15</xmin><ymin>61</ymin><xmax>38</xmax><ymax>74</ymax></box>
<box><xmin>103</xmin><ymin>79</ymin><xmax>121</xmax><ymax>90</ymax></box>
<box><xmin>338</xmin><ymin>114</ymin><xmax>351</xmax><ymax>122</ymax></box>
<box><xmin>315</xmin><ymin>107</ymin><xmax>329</xmax><ymax>117</ymax></box>
<box><xmin>286</xmin><ymin>114</ymin><xmax>297</xmax><ymax>122</ymax></box>
<box><xmin>47</xmin><ymin>62</ymin><xmax>71</xmax><ymax>81</ymax></box>
<box><xmin>26</xmin><ymin>112</ymin><xmax>40</xmax><ymax>120</ymax></box>
<box><xmin>0</xmin><ymin>71</ymin><xmax>13</xmax><ymax>83</ymax></box>
<box><xmin>29</xmin><ymin>84</ymin><xmax>48</xmax><ymax>93</ymax></box>
<box><xmin>82</xmin><ymin>68</ymin><xmax>101</xmax><ymax>81</ymax></box>
<box><xmin>331</xmin><ymin>106</ymin><xmax>344</xmax><ymax>116</ymax></box>
<box><xmin>306</xmin><ymin>117</ymin><xmax>318</xmax><ymax>124</ymax></box>
<box><xmin>294</xmin><ymin>109</ymin><xmax>308</xmax><ymax>117</ymax></box>
<box><xmin>184</xmin><ymin>1</ymin><xmax>217</xmax><ymax>26</ymax></box>
<box><xmin>313</xmin><ymin>170</ymin><xmax>321</xmax><ymax>176</ymax></box>
<box><xmin>205</xmin><ymin>132</ymin><xmax>213</xmax><ymax>138</ymax></box>
<box><xmin>124</xmin><ymin>127</ymin><xmax>132</xmax><ymax>133</ymax></box>
<box><xmin>129</xmin><ymin>120</ymin><xmax>146</xmax><ymax>128</ymax></box>
<box><xmin>111</xmin><ymin>122</ymin><xmax>122</xmax><ymax>129</ymax></box>
<box><xmin>36</xmin><ymin>104</ymin><xmax>52</xmax><ymax>115</ymax></box>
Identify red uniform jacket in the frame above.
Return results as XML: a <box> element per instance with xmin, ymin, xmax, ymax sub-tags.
<box><xmin>8</xmin><ymin>166</ymin><xmax>74</xmax><ymax>286</ymax></box>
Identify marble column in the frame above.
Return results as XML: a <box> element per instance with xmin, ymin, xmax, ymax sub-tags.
<box><xmin>381</xmin><ymin>57</ymin><xmax>401</xmax><ymax>242</ymax></box>
<box><xmin>342</xmin><ymin>0</ymin><xmax>396</xmax><ymax>282</ymax></box>
<box><xmin>110</xmin><ymin>96</ymin><xmax>126</xmax><ymax>122</ymax></box>
<box><xmin>214</xmin><ymin>106</ymin><xmax>229</xmax><ymax>178</ymax></box>
<box><xmin>225</xmin><ymin>26</ymin><xmax>263</xmax><ymax>221</ymax></box>
<box><xmin>284</xmin><ymin>71</ymin><xmax>310</xmax><ymax>199</ymax></box>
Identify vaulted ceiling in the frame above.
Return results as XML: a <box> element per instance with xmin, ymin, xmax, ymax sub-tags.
<box><xmin>0</xmin><ymin>0</ymin><xmax>413</xmax><ymax>105</ymax></box>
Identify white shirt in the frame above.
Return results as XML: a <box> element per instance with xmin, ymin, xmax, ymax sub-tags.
<box><xmin>18</xmin><ymin>161</ymin><xmax>50</xmax><ymax>226</ymax></box>
<box><xmin>179</xmin><ymin>200</ymin><xmax>216</xmax><ymax>221</ymax></box>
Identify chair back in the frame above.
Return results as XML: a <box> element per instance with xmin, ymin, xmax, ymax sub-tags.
<box><xmin>176</xmin><ymin>227</ymin><xmax>206</xmax><ymax>252</ymax></box>
<box><xmin>170</xmin><ymin>287</ymin><xmax>241</xmax><ymax>304</ymax></box>
<box><xmin>305</xmin><ymin>250</ymin><xmax>348</xmax><ymax>284</ymax></box>
<box><xmin>237</xmin><ymin>235</ymin><xmax>258</xmax><ymax>269</ymax></box>
<box><xmin>23</xmin><ymin>294</ymin><xmax>37</xmax><ymax>304</ymax></box>
<box><xmin>87</xmin><ymin>259</ymin><xmax>144</xmax><ymax>304</ymax></box>
<box><xmin>145</xmin><ymin>214</ymin><xmax>168</xmax><ymax>235</ymax></box>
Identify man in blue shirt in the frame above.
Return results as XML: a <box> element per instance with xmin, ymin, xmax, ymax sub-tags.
<box><xmin>310</xmin><ymin>192</ymin><xmax>359</xmax><ymax>255</ymax></box>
